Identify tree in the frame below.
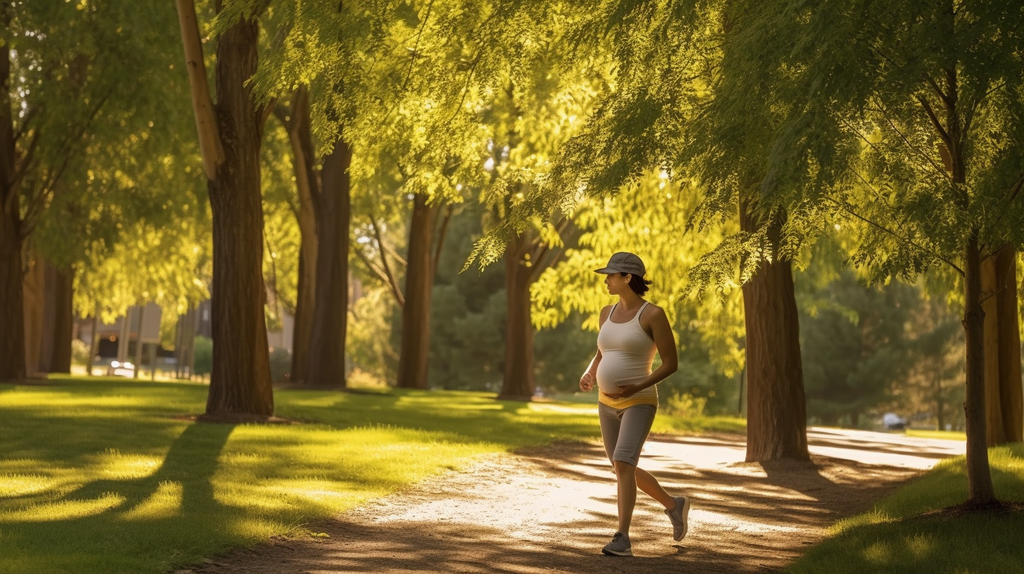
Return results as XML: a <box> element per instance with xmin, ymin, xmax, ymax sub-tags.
<box><xmin>714</xmin><ymin>0</ymin><xmax>1024</xmax><ymax>504</ymax></box>
<box><xmin>177</xmin><ymin>0</ymin><xmax>273</xmax><ymax>417</ymax></box>
<box><xmin>267</xmin><ymin>88</ymin><xmax>319</xmax><ymax>384</ymax></box>
<box><xmin>251</xmin><ymin>0</ymin><xmax>471</xmax><ymax>390</ymax></box>
<box><xmin>981</xmin><ymin>246</ymin><xmax>1022</xmax><ymax>445</ymax></box>
<box><xmin>1</xmin><ymin>1</ymin><xmax>196</xmax><ymax>381</ymax></box>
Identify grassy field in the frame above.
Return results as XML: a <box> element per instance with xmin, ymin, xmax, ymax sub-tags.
<box><xmin>0</xmin><ymin>376</ymin><xmax>743</xmax><ymax>574</ymax></box>
<box><xmin>905</xmin><ymin>428</ymin><xmax>968</xmax><ymax>441</ymax></box>
<box><xmin>788</xmin><ymin>443</ymin><xmax>1024</xmax><ymax>574</ymax></box>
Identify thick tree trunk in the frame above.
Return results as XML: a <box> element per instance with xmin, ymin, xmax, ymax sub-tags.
<box><xmin>39</xmin><ymin>262</ymin><xmax>73</xmax><ymax>373</ymax></box>
<box><xmin>499</xmin><ymin>233</ymin><xmax>536</xmax><ymax>401</ymax></box>
<box><xmin>290</xmin><ymin>245</ymin><xmax>315</xmax><ymax>382</ymax></box>
<box><xmin>981</xmin><ymin>246</ymin><xmax>1023</xmax><ymax>444</ymax></box>
<box><xmin>0</xmin><ymin>214</ymin><xmax>23</xmax><ymax>382</ymax></box>
<box><xmin>739</xmin><ymin>199</ymin><xmax>809</xmax><ymax>462</ymax></box>
<box><xmin>278</xmin><ymin>88</ymin><xmax>319</xmax><ymax>384</ymax></box>
<box><xmin>396</xmin><ymin>194</ymin><xmax>438</xmax><ymax>389</ymax></box>
<box><xmin>964</xmin><ymin>234</ymin><xmax>995</xmax><ymax>503</ymax></box>
<box><xmin>22</xmin><ymin>253</ymin><xmax>44</xmax><ymax>377</ymax></box>
<box><xmin>304</xmin><ymin>140</ymin><xmax>352</xmax><ymax>387</ymax></box>
<box><xmin>993</xmin><ymin>247</ymin><xmax>1022</xmax><ymax>443</ymax></box>
<box><xmin>0</xmin><ymin>17</ymin><xmax>25</xmax><ymax>382</ymax></box>
<box><xmin>202</xmin><ymin>11</ymin><xmax>273</xmax><ymax>418</ymax></box>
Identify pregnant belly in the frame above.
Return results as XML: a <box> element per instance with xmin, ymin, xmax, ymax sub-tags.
<box><xmin>596</xmin><ymin>353</ymin><xmax>651</xmax><ymax>393</ymax></box>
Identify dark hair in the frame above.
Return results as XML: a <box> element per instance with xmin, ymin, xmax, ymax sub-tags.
<box><xmin>620</xmin><ymin>272</ymin><xmax>652</xmax><ymax>296</ymax></box>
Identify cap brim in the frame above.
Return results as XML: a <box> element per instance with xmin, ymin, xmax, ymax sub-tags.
<box><xmin>594</xmin><ymin>267</ymin><xmax>619</xmax><ymax>274</ymax></box>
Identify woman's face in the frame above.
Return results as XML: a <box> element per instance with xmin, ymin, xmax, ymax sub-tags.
<box><xmin>604</xmin><ymin>272</ymin><xmax>632</xmax><ymax>295</ymax></box>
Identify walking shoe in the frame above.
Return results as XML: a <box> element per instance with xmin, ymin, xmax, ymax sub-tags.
<box><xmin>666</xmin><ymin>495</ymin><xmax>691</xmax><ymax>541</ymax></box>
<box><xmin>601</xmin><ymin>531</ymin><xmax>632</xmax><ymax>557</ymax></box>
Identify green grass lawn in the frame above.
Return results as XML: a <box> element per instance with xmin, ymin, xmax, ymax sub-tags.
<box><xmin>788</xmin><ymin>443</ymin><xmax>1024</xmax><ymax>574</ymax></box>
<box><xmin>0</xmin><ymin>376</ymin><xmax>742</xmax><ymax>574</ymax></box>
<box><xmin>905</xmin><ymin>428</ymin><xmax>968</xmax><ymax>441</ymax></box>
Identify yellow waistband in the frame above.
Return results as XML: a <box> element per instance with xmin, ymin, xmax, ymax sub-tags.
<box><xmin>598</xmin><ymin>390</ymin><xmax>658</xmax><ymax>410</ymax></box>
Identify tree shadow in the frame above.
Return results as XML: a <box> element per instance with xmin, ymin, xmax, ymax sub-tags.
<box><xmin>3</xmin><ymin>421</ymin><xmax>237</xmax><ymax>572</ymax></box>
<box><xmin>65</xmin><ymin>420</ymin><xmax>235</xmax><ymax>514</ymax></box>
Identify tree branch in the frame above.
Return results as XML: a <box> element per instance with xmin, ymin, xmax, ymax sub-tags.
<box><xmin>22</xmin><ymin>91</ymin><xmax>111</xmax><ymax>236</ymax></box>
<box><xmin>827</xmin><ymin>191</ymin><xmax>964</xmax><ymax>277</ymax></box>
<box><xmin>432</xmin><ymin>204</ymin><xmax>452</xmax><ymax>275</ymax></box>
<box><xmin>924</xmin><ymin>74</ymin><xmax>954</xmax><ymax>110</ymax></box>
<box><xmin>354</xmin><ymin>245</ymin><xmax>406</xmax><ymax>307</ymax></box>
<box><xmin>176</xmin><ymin>0</ymin><xmax>224</xmax><ymax>180</ymax></box>
<box><xmin>370</xmin><ymin>214</ymin><xmax>406</xmax><ymax>306</ymax></box>
<box><xmin>859</xmin><ymin>102</ymin><xmax>950</xmax><ymax>180</ymax></box>
<box><xmin>915</xmin><ymin>93</ymin><xmax>951</xmax><ymax>148</ymax></box>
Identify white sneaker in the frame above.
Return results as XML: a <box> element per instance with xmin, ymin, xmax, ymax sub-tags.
<box><xmin>666</xmin><ymin>496</ymin><xmax>691</xmax><ymax>541</ymax></box>
<box><xmin>601</xmin><ymin>531</ymin><xmax>632</xmax><ymax>556</ymax></box>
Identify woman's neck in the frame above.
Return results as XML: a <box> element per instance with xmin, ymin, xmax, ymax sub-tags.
<box><xmin>617</xmin><ymin>291</ymin><xmax>644</xmax><ymax>309</ymax></box>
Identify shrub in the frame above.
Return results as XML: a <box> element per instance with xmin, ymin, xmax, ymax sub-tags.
<box><xmin>269</xmin><ymin>347</ymin><xmax>291</xmax><ymax>383</ymax></box>
<box><xmin>664</xmin><ymin>392</ymin><xmax>707</xmax><ymax>418</ymax></box>
<box><xmin>193</xmin><ymin>336</ymin><xmax>213</xmax><ymax>376</ymax></box>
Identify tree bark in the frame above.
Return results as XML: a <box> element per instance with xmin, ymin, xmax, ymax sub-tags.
<box><xmin>499</xmin><ymin>232</ymin><xmax>536</xmax><ymax>401</ymax></box>
<box><xmin>964</xmin><ymin>233</ymin><xmax>995</xmax><ymax>503</ymax></box>
<box><xmin>198</xmin><ymin>4</ymin><xmax>273</xmax><ymax>417</ymax></box>
<box><xmin>22</xmin><ymin>252</ymin><xmax>43</xmax><ymax>377</ymax></box>
<box><xmin>0</xmin><ymin>6</ymin><xmax>24</xmax><ymax>382</ymax></box>
<box><xmin>0</xmin><ymin>210</ymin><xmax>23</xmax><ymax>382</ymax></box>
<box><xmin>981</xmin><ymin>246</ymin><xmax>1022</xmax><ymax>445</ymax></box>
<box><xmin>38</xmin><ymin>260</ymin><xmax>73</xmax><ymax>373</ymax></box>
<box><xmin>175</xmin><ymin>0</ymin><xmax>223</xmax><ymax>180</ymax></box>
<box><xmin>739</xmin><ymin>198</ymin><xmax>809</xmax><ymax>462</ymax></box>
<box><xmin>88</xmin><ymin>311</ymin><xmax>100</xmax><ymax>376</ymax></box>
<box><xmin>276</xmin><ymin>88</ymin><xmax>319</xmax><ymax>384</ymax></box>
<box><xmin>304</xmin><ymin>139</ymin><xmax>352</xmax><ymax>387</ymax></box>
<box><xmin>396</xmin><ymin>194</ymin><xmax>439</xmax><ymax>389</ymax></box>
<box><xmin>994</xmin><ymin>249</ymin><xmax>1022</xmax><ymax>443</ymax></box>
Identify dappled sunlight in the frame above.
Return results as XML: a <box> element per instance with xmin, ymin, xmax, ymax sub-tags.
<box><xmin>122</xmin><ymin>480</ymin><xmax>182</xmax><ymax>521</ymax></box>
<box><xmin>862</xmin><ymin>539</ymin><xmax>896</xmax><ymax>565</ymax></box>
<box><xmin>273</xmin><ymin>391</ymin><xmax>351</xmax><ymax>409</ymax></box>
<box><xmin>91</xmin><ymin>449</ymin><xmax>163</xmax><ymax>480</ymax></box>
<box><xmin>0</xmin><ymin>390</ymin><xmax>159</xmax><ymax>416</ymax></box>
<box><xmin>527</xmin><ymin>402</ymin><xmax>598</xmax><ymax>415</ymax></box>
<box><xmin>0</xmin><ymin>492</ymin><xmax>125</xmax><ymax>522</ymax></box>
<box><xmin>0</xmin><ymin>470</ymin><xmax>63</xmax><ymax>497</ymax></box>
<box><xmin>904</xmin><ymin>533</ymin><xmax>936</xmax><ymax>559</ymax></box>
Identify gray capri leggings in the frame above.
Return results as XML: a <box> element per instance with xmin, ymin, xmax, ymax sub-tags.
<box><xmin>599</xmin><ymin>402</ymin><xmax>657</xmax><ymax>467</ymax></box>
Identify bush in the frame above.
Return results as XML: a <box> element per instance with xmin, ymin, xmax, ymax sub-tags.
<box><xmin>71</xmin><ymin>339</ymin><xmax>92</xmax><ymax>370</ymax></box>
<box><xmin>664</xmin><ymin>392</ymin><xmax>707</xmax><ymax>418</ymax></box>
<box><xmin>269</xmin><ymin>347</ymin><xmax>291</xmax><ymax>383</ymax></box>
<box><xmin>193</xmin><ymin>336</ymin><xmax>213</xmax><ymax>376</ymax></box>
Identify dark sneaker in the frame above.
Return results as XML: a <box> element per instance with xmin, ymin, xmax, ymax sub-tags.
<box><xmin>666</xmin><ymin>496</ymin><xmax>691</xmax><ymax>541</ymax></box>
<box><xmin>602</xmin><ymin>531</ymin><xmax>632</xmax><ymax>556</ymax></box>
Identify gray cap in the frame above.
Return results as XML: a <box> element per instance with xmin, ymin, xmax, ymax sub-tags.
<box><xmin>595</xmin><ymin>252</ymin><xmax>646</xmax><ymax>276</ymax></box>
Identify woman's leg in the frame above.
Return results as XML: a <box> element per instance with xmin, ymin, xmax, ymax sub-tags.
<box><xmin>613</xmin><ymin>460</ymin><xmax>638</xmax><ymax>534</ymax></box>
<box><xmin>635</xmin><ymin>467</ymin><xmax>675</xmax><ymax>509</ymax></box>
<box><xmin>608</xmin><ymin>404</ymin><xmax>658</xmax><ymax>533</ymax></box>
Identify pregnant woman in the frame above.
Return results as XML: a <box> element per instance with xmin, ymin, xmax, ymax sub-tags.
<box><xmin>578</xmin><ymin>252</ymin><xmax>692</xmax><ymax>557</ymax></box>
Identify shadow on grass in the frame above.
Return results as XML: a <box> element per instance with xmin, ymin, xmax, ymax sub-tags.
<box><xmin>788</xmin><ymin>504</ymin><xmax>1024</xmax><ymax>574</ymax></box>
<box><xmin>2</xmin><ymin>421</ymin><xmax>242</xmax><ymax>574</ymax></box>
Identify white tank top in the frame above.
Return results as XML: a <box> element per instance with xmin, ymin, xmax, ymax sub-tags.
<box><xmin>596</xmin><ymin>302</ymin><xmax>657</xmax><ymax>402</ymax></box>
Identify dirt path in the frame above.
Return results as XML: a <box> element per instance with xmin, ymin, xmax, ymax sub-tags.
<box><xmin>186</xmin><ymin>428</ymin><xmax>963</xmax><ymax>574</ymax></box>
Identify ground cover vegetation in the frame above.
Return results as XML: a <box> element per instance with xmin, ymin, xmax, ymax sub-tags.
<box><xmin>0</xmin><ymin>377</ymin><xmax>743</xmax><ymax>574</ymax></box>
<box><xmin>788</xmin><ymin>444</ymin><xmax>1024</xmax><ymax>574</ymax></box>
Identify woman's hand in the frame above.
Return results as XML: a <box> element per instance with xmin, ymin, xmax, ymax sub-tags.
<box><xmin>579</xmin><ymin>371</ymin><xmax>596</xmax><ymax>392</ymax></box>
<box><xmin>604</xmin><ymin>381</ymin><xmax>644</xmax><ymax>399</ymax></box>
